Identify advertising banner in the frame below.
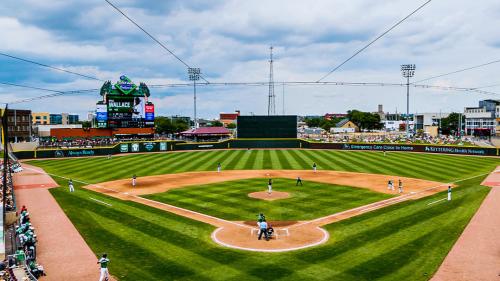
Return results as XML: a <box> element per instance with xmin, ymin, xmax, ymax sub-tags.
<box><xmin>160</xmin><ymin>142</ymin><xmax>167</xmax><ymax>151</ymax></box>
<box><xmin>120</xmin><ymin>144</ymin><xmax>129</xmax><ymax>153</ymax></box>
<box><xmin>145</xmin><ymin>104</ymin><xmax>155</xmax><ymax>121</ymax></box>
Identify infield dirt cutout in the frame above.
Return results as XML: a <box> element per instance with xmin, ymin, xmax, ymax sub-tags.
<box><xmin>85</xmin><ymin>170</ymin><xmax>448</xmax><ymax>252</ymax></box>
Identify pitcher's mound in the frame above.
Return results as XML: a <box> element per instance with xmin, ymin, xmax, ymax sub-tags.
<box><xmin>248</xmin><ymin>191</ymin><xmax>290</xmax><ymax>201</ymax></box>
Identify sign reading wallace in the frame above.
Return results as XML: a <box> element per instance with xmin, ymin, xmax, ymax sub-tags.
<box><xmin>97</xmin><ymin>75</ymin><xmax>155</xmax><ymax>128</ymax></box>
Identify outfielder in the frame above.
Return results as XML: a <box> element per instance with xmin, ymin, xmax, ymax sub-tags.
<box><xmin>97</xmin><ymin>253</ymin><xmax>110</xmax><ymax>281</ymax></box>
<box><xmin>68</xmin><ymin>179</ymin><xmax>74</xmax><ymax>192</ymax></box>
<box><xmin>268</xmin><ymin>178</ymin><xmax>272</xmax><ymax>194</ymax></box>
<box><xmin>447</xmin><ymin>186</ymin><xmax>452</xmax><ymax>201</ymax></box>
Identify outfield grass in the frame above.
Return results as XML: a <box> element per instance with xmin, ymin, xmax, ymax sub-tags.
<box><xmin>144</xmin><ymin>178</ymin><xmax>393</xmax><ymax>221</ymax></box>
<box><xmin>30</xmin><ymin>149</ymin><xmax>498</xmax><ymax>183</ymax></box>
<box><xmin>27</xmin><ymin>150</ymin><xmax>499</xmax><ymax>281</ymax></box>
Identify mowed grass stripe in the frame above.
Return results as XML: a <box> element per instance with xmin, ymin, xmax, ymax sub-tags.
<box><xmin>280</xmin><ymin>150</ymin><xmax>302</xmax><ymax>169</ymax></box>
<box><xmin>313</xmin><ymin>150</ymin><xmax>355</xmax><ymax>172</ymax></box>
<box><xmin>351</xmin><ymin>151</ymin><xmax>428</xmax><ymax>177</ymax></box>
<box><xmin>252</xmin><ymin>150</ymin><xmax>265</xmax><ymax>170</ymax></box>
<box><xmin>177</xmin><ymin>151</ymin><xmax>223</xmax><ymax>172</ymax></box>
<box><xmin>269</xmin><ymin>150</ymin><xmax>284</xmax><ymax>169</ymax></box>
<box><xmin>195</xmin><ymin>150</ymin><xmax>232</xmax><ymax>171</ymax></box>
<box><xmin>222</xmin><ymin>150</ymin><xmax>247</xmax><ymax>170</ymax></box>
<box><xmin>275</xmin><ymin>150</ymin><xmax>293</xmax><ymax>169</ymax></box>
<box><xmin>232</xmin><ymin>149</ymin><xmax>253</xmax><ymax>170</ymax></box>
<box><xmin>301</xmin><ymin>150</ymin><xmax>335</xmax><ymax>171</ymax></box>
<box><xmin>287</xmin><ymin>150</ymin><xmax>313</xmax><ymax>170</ymax></box>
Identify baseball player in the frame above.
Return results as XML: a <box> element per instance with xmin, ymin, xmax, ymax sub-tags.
<box><xmin>447</xmin><ymin>186</ymin><xmax>452</xmax><ymax>201</ymax></box>
<box><xmin>217</xmin><ymin>162</ymin><xmax>221</xmax><ymax>173</ymax></box>
<box><xmin>387</xmin><ymin>180</ymin><xmax>392</xmax><ymax>190</ymax></box>
<box><xmin>97</xmin><ymin>253</ymin><xmax>110</xmax><ymax>281</ymax></box>
<box><xmin>268</xmin><ymin>178</ymin><xmax>272</xmax><ymax>194</ymax></box>
<box><xmin>398</xmin><ymin>179</ymin><xmax>403</xmax><ymax>193</ymax></box>
<box><xmin>132</xmin><ymin>174</ymin><xmax>137</xmax><ymax>187</ymax></box>
<box><xmin>312</xmin><ymin>162</ymin><xmax>317</xmax><ymax>172</ymax></box>
<box><xmin>68</xmin><ymin>179</ymin><xmax>74</xmax><ymax>192</ymax></box>
<box><xmin>296</xmin><ymin>176</ymin><xmax>303</xmax><ymax>186</ymax></box>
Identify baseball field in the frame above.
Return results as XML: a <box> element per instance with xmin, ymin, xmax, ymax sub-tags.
<box><xmin>26</xmin><ymin>149</ymin><xmax>499</xmax><ymax>280</ymax></box>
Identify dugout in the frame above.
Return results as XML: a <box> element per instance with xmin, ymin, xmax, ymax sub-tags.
<box><xmin>237</xmin><ymin>115</ymin><xmax>297</xmax><ymax>138</ymax></box>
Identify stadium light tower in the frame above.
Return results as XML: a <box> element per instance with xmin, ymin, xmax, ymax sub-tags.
<box><xmin>401</xmin><ymin>64</ymin><xmax>416</xmax><ymax>138</ymax></box>
<box><xmin>188</xmin><ymin>67</ymin><xmax>201</xmax><ymax>128</ymax></box>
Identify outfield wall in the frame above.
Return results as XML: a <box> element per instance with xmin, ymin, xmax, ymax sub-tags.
<box><xmin>12</xmin><ymin>139</ymin><xmax>498</xmax><ymax>159</ymax></box>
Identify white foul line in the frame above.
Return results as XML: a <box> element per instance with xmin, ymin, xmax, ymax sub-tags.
<box><xmin>427</xmin><ymin>198</ymin><xmax>447</xmax><ymax>205</ymax></box>
<box><xmin>89</xmin><ymin>197</ymin><xmax>112</xmax><ymax>206</ymax></box>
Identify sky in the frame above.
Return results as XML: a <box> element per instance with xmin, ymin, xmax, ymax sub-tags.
<box><xmin>1</xmin><ymin>0</ymin><xmax>499</xmax><ymax>120</ymax></box>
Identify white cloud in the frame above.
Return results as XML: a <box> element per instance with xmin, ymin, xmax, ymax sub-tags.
<box><xmin>1</xmin><ymin>0</ymin><xmax>500</xmax><ymax>119</ymax></box>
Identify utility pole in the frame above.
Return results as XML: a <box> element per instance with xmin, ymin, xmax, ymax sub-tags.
<box><xmin>268</xmin><ymin>46</ymin><xmax>275</xmax><ymax>116</ymax></box>
<box><xmin>2</xmin><ymin>104</ymin><xmax>9</xmax><ymax>225</ymax></box>
<box><xmin>401</xmin><ymin>64</ymin><xmax>416</xmax><ymax>138</ymax></box>
<box><xmin>188</xmin><ymin>67</ymin><xmax>201</xmax><ymax>128</ymax></box>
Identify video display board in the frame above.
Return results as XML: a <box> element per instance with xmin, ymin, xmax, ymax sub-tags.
<box><xmin>96</xmin><ymin>75</ymin><xmax>155</xmax><ymax>128</ymax></box>
<box><xmin>237</xmin><ymin>115</ymin><xmax>297</xmax><ymax>138</ymax></box>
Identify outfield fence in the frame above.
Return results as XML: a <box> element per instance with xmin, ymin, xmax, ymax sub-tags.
<box><xmin>11</xmin><ymin>139</ymin><xmax>499</xmax><ymax>159</ymax></box>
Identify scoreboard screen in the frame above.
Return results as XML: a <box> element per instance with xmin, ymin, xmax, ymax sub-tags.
<box><xmin>96</xmin><ymin>75</ymin><xmax>155</xmax><ymax>128</ymax></box>
<box><xmin>237</xmin><ymin>115</ymin><xmax>297</xmax><ymax>138</ymax></box>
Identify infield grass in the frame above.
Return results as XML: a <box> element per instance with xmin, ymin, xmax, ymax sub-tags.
<box><xmin>27</xmin><ymin>150</ymin><xmax>499</xmax><ymax>281</ymax></box>
<box><xmin>144</xmin><ymin>178</ymin><xmax>393</xmax><ymax>221</ymax></box>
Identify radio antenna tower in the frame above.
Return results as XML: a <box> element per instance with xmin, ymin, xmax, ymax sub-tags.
<box><xmin>267</xmin><ymin>46</ymin><xmax>276</xmax><ymax>115</ymax></box>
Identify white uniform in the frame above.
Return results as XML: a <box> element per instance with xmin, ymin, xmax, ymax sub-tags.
<box><xmin>69</xmin><ymin>182</ymin><xmax>74</xmax><ymax>192</ymax></box>
<box><xmin>447</xmin><ymin>187</ymin><xmax>452</xmax><ymax>201</ymax></box>
<box><xmin>98</xmin><ymin>257</ymin><xmax>110</xmax><ymax>281</ymax></box>
<box><xmin>268</xmin><ymin>184</ymin><xmax>272</xmax><ymax>194</ymax></box>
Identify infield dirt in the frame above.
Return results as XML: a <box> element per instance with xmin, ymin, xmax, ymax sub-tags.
<box><xmin>85</xmin><ymin>170</ymin><xmax>448</xmax><ymax>252</ymax></box>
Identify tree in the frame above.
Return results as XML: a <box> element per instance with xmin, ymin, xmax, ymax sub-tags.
<box><xmin>209</xmin><ymin>120</ymin><xmax>223</xmax><ymax>127</ymax></box>
<box><xmin>155</xmin><ymin>117</ymin><xmax>189</xmax><ymax>134</ymax></box>
<box><xmin>347</xmin><ymin>110</ymin><xmax>382</xmax><ymax>131</ymax></box>
<box><xmin>155</xmin><ymin>116</ymin><xmax>173</xmax><ymax>134</ymax></box>
<box><xmin>305</xmin><ymin>117</ymin><xmax>322</xmax><ymax>128</ymax></box>
<box><xmin>227</xmin><ymin>123</ymin><xmax>236</xmax><ymax>129</ymax></box>
<box><xmin>440</xmin><ymin>112</ymin><xmax>463</xmax><ymax>135</ymax></box>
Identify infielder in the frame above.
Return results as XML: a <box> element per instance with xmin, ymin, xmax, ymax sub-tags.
<box><xmin>217</xmin><ymin>162</ymin><xmax>221</xmax><ymax>173</ymax></box>
<box><xmin>312</xmin><ymin>162</ymin><xmax>317</xmax><ymax>172</ymax></box>
<box><xmin>97</xmin><ymin>253</ymin><xmax>110</xmax><ymax>281</ymax></box>
<box><xmin>387</xmin><ymin>180</ymin><xmax>392</xmax><ymax>190</ymax></box>
<box><xmin>132</xmin><ymin>174</ymin><xmax>137</xmax><ymax>187</ymax></box>
<box><xmin>68</xmin><ymin>179</ymin><xmax>74</xmax><ymax>192</ymax></box>
<box><xmin>398</xmin><ymin>179</ymin><xmax>403</xmax><ymax>193</ymax></box>
<box><xmin>296</xmin><ymin>176</ymin><xmax>303</xmax><ymax>186</ymax></box>
<box><xmin>268</xmin><ymin>178</ymin><xmax>272</xmax><ymax>194</ymax></box>
<box><xmin>447</xmin><ymin>186</ymin><xmax>452</xmax><ymax>201</ymax></box>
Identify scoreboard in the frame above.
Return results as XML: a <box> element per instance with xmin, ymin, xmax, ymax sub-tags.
<box><xmin>237</xmin><ymin>115</ymin><xmax>297</xmax><ymax>138</ymax></box>
<box><xmin>96</xmin><ymin>75</ymin><xmax>155</xmax><ymax>128</ymax></box>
